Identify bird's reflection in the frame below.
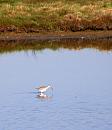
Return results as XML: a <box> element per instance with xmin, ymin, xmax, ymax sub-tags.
<box><xmin>36</xmin><ymin>93</ymin><xmax>52</xmax><ymax>100</ymax></box>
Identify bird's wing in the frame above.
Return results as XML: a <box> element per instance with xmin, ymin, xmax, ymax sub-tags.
<box><xmin>36</xmin><ymin>86</ymin><xmax>46</xmax><ymax>89</ymax></box>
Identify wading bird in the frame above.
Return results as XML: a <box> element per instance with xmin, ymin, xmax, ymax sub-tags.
<box><xmin>36</xmin><ymin>85</ymin><xmax>53</xmax><ymax>93</ymax></box>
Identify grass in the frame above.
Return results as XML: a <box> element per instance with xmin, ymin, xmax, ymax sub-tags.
<box><xmin>0</xmin><ymin>0</ymin><xmax>112</xmax><ymax>32</ymax></box>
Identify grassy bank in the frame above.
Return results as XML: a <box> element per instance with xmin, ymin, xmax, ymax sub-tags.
<box><xmin>0</xmin><ymin>0</ymin><xmax>112</xmax><ymax>33</ymax></box>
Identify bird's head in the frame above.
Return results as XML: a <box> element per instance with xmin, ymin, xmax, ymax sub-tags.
<box><xmin>48</xmin><ymin>85</ymin><xmax>53</xmax><ymax>90</ymax></box>
<box><xmin>48</xmin><ymin>85</ymin><xmax>51</xmax><ymax>88</ymax></box>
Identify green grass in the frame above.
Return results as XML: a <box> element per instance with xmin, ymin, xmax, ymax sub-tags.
<box><xmin>0</xmin><ymin>0</ymin><xmax>111</xmax><ymax>32</ymax></box>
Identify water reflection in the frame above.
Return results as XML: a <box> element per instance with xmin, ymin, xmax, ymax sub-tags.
<box><xmin>36</xmin><ymin>93</ymin><xmax>53</xmax><ymax>100</ymax></box>
<box><xmin>0</xmin><ymin>39</ymin><xmax>112</xmax><ymax>54</ymax></box>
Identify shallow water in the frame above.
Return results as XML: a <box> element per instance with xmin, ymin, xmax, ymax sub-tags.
<box><xmin>0</xmin><ymin>48</ymin><xmax>112</xmax><ymax>130</ymax></box>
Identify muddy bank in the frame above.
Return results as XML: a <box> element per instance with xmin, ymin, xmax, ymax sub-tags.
<box><xmin>0</xmin><ymin>31</ymin><xmax>112</xmax><ymax>53</ymax></box>
<box><xmin>0</xmin><ymin>31</ymin><xmax>112</xmax><ymax>43</ymax></box>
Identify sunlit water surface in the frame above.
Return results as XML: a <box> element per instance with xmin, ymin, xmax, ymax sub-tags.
<box><xmin>0</xmin><ymin>49</ymin><xmax>112</xmax><ymax>130</ymax></box>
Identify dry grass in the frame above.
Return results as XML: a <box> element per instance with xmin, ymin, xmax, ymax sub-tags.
<box><xmin>0</xmin><ymin>0</ymin><xmax>111</xmax><ymax>32</ymax></box>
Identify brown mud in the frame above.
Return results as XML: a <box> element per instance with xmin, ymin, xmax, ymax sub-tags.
<box><xmin>0</xmin><ymin>31</ymin><xmax>112</xmax><ymax>42</ymax></box>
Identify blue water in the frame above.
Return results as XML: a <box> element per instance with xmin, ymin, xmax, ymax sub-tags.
<box><xmin>0</xmin><ymin>49</ymin><xmax>112</xmax><ymax>130</ymax></box>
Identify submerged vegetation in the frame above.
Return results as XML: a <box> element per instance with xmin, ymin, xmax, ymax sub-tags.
<box><xmin>0</xmin><ymin>0</ymin><xmax>112</xmax><ymax>32</ymax></box>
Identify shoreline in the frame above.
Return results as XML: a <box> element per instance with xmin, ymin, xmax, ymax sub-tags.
<box><xmin>0</xmin><ymin>31</ymin><xmax>112</xmax><ymax>42</ymax></box>
<box><xmin>0</xmin><ymin>31</ymin><xmax>112</xmax><ymax>53</ymax></box>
